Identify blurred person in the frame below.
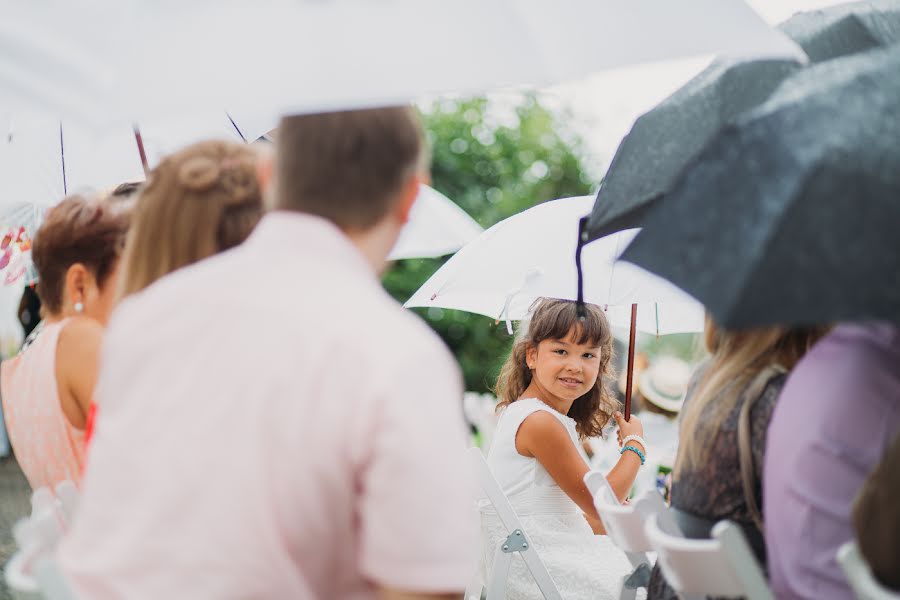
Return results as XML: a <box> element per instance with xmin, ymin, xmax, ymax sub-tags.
<box><xmin>481</xmin><ymin>298</ymin><xmax>643</xmax><ymax>599</ymax></box>
<box><xmin>765</xmin><ymin>323</ymin><xmax>900</xmax><ymax>600</ymax></box>
<box><xmin>636</xmin><ymin>356</ymin><xmax>689</xmax><ymax>458</ymax></box>
<box><xmin>648</xmin><ymin>316</ymin><xmax>826</xmax><ymax>600</ymax></box>
<box><xmin>81</xmin><ymin>143</ymin><xmax>263</xmax><ymax>445</ymax></box>
<box><xmin>17</xmin><ymin>286</ymin><xmax>41</xmax><ymax>340</ymax></box>
<box><xmin>59</xmin><ymin>108</ymin><xmax>476</xmax><ymax>600</ymax></box>
<box><xmin>0</xmin><ymin>194</ymin><xmax>130</xmax><ymax>489</ymax></box>
<box><xmin>117</xmin><ymin>140</ymin><xmax>263</xmax><ymax>299</ymax></box>
<box><xmin>634</xmin><ymin>355</ymin><xmax>690</xmax><ymax>500</ymax></box>
<box><xmin>852</xmin><ymin>429</ymin><xmax>900</xmax><ymax>591</ymax></box>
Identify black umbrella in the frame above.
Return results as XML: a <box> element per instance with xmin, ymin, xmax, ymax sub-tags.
<box><xmin>586</xmin><ymin>0</ymin><xmax>900</xmax><ymax>241</ymax></box>
<box><xmin>620</xmin><ymin>46</ymin><xmax>900</xmax><ymax>329</ymax></box>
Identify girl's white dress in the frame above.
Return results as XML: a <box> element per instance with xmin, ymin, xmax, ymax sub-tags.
<box><xmin>479</xmin><ymin>398</ymin><xmax>633</xmax><ymax>599</ymax></box>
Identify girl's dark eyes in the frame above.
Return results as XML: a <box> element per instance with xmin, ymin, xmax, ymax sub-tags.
<box><xmin>553</xmin><ymin>349</ymin><xmax>567</xmax><ymax>355</ymax></box>
<box><xmin>583</xmin><ymin>353</ymin><xmax>596</xmax><ymax>359</ymax></box>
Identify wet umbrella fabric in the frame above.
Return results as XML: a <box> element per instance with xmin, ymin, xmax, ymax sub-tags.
<box><xmin>586</xmin><ymin>0</ymin><xmax>900</xmax><ymax>241</ymax></box>
<box><xmin>620</xmin><ymin>46</ymin><xmax>900</xmax><ymax>329</ymax></box>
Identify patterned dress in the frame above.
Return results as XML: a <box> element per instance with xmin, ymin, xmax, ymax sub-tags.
<box><xmin>647</xmin><ymin>367</ymin><xmax>784</xmax><ymax>600</ymax></box>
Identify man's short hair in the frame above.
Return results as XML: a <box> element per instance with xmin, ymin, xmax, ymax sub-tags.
<box><xmin>275</xmin><ymin>106</ymin><xmax>426</xmax><ymax>230</ymax></box>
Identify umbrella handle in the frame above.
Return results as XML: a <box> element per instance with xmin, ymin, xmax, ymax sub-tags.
<box><xmin>575</xmin><ymin>216</ymin><xmax>589</xmax><ymax>320</ymax></box>
<box><xmin>624</xmin><ymin>303</ymin><xmax>637</xmax><ymax>421</ymax></box>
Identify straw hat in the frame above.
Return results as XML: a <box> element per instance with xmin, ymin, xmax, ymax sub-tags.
<box><xmin>638</xmin><ymin>356</ymin><xmax>692</xmax><ymax>413</ymax></box>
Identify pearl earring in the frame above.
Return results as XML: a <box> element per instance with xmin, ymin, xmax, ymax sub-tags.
<box><xmin>74</xmin><ymin>302</ymin><xmax>84</xmax><ymax>313</ymax></box>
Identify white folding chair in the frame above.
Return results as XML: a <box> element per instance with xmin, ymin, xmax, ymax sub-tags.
<box><xmin>4</xmin><ymin>486</ymin><xmax>78</xmax><ymax>600</ymax></box>
<box><xmin>584</xmin><ymin>470</ymin><xmax>675</xmax><ymax>600</ymax></box>
<box><xmin>468</xmin><ymin>447</ymin><xmax>562</xmax><ymax>600</ymax></box>
<box><xmin>838</xmin><ymin>541</ymin><xmax>900</xmax><ymax>600</ymax></box>
<box><xmin>644</xmin><ymin>513</ymin><xmax>773</xmax><ymax>600</ymax></box>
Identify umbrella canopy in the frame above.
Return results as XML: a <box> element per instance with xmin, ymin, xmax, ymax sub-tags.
<box><xmin>389</xmin><ymin>186</ymin><xmax>483</xmax><ymax>261</ymax></box>
<box><xmin>2</xmin><ymin>0</ymin><xmax>800</xmax><ymax>132</ymax></box>
<box><xmin>620</xmin><ymin>45</ymin><xmax>900</xmax><ymax>329</ymax></box>
<box><xmin>0</xmin><ymin>113</ymin><xmax>251</xmax><ymax>221</ymax></box>
<box><xmin>586</xmin><ymin>0</ymin><xmax>900</xmax><ymax>241</ymax></box>
<box><xmin>405</xmin><ymin>196</ymin><xmax>703</xmax><ymax>335</ymax></box>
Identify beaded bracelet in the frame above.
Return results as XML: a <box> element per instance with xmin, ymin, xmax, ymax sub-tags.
<box><xmin>621</xmin><ymin>435</ymin><xmax>647</xmax><ymax>453</ymax></box>
<box><xmin>620</xmin><ymin>445</ymin><xmax>646</xmax><ymax>465</ymax></box>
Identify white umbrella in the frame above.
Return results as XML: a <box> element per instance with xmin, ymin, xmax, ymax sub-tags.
<box><xmin>404</xmin><ymin>195</ymin><xmax>704</xmax><ymax>419</ymax></box>
<box><xmin>390</xmin><ymin>186</ymin><xmax>483</xmax><ymax>261</ymax></box>
<box><xmin>0</xmin><ymin>112</ymin><xmax>253</xmax><ymax>219</ymax></box>
<box><xmin>405</xmin><ymin>195</ymin><xmax>704</xmax><ymax>335</ymax></box>
<box><xmin>2</xmin><ymin>0</ymin><xmax>802</xmax><ymax>131</ymax></box>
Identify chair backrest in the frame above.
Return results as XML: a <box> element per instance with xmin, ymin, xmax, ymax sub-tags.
<box><xmin>584</xmin><ymin>470</ymin><xmax>674</xmax><ymax>554</ymax></box>
<box><xmin>470</xmin><ymin>447</ymin><xmax>527</xmax><ymax>535</ymax></box>
<box><xmin>54</xmin><ymin>481</ymin><xmax>80</xmax><ymax>525</ymax></box>
<box><xmin>4</xmin><ymin>486</ymin><xmax>78</xmax><ymax>600</ymax></box>
<box><xmin>468</xmin><ymin>447</ymin><xmax>562</xmax><ymax>600</ymax></box>
<box><xmin>644</xmin><ymin>514</ymin><xmax>773</xmax><ymax>600</ymax></box>
<box><xmin>838</xmin><ymin>541</ymin><xmax>900</xmax><ymax>600</ymax></box>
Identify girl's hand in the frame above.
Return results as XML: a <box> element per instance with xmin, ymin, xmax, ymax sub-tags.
<box><xmin>613</xmin><ymin>411</ymin><xmax>644</xmax><ymax>447</ymax></box>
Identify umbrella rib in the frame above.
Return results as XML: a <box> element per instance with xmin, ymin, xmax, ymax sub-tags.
<box><xmin>226</xmin><ymin>113</ymin><xmax>248</xmax><ymax>143</ymax></box>
<box><xmin>59</xmin><ymin>122</ymin><xmax>67</xmax><ymax>195</ymax></box>
<box><xmin>608</xmin><ymin>232</ymin><xmax>627</xmax><ymax>306</ymax></box>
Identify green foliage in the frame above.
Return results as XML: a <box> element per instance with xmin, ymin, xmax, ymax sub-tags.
<box><xmin>382</xmin><ymin>95</ymin><xmax>595</xmax><ymax>392</ymax></box>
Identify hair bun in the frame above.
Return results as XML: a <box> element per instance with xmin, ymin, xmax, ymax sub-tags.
<box><xmin>178</xmin><ymin>156</ymin><xmax>220</xmax><ymax>191</ymax></box>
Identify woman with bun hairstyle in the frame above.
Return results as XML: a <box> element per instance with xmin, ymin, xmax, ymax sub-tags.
<box><xmin>0</xmin><ymin>192</ymin><xmax>131</xmax><ymax>489</ymax></box>
<box><xmin>117</xmin><ymin>140</ymin><xmax>264</xmax><ymax>299</ymax></box>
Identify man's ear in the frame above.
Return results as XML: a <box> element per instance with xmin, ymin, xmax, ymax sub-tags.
<box><xmin>395</xmin><ymin>175</ymin><xmax>422</xmax><ymax>225</ymax></box>
<box><xmin>255</xmin><ymin>148</ymin><xmax>275</xmax><ymax>194</ymax></box>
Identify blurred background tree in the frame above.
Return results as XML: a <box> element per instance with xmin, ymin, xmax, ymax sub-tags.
<box><xmin>382</xmin><ymin>95</ymin><xmax>596</xmax><ymax>392</ymax></box>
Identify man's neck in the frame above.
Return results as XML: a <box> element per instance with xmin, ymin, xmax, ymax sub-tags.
<box><xmin>343</xmin><ymin>221</ymin><xmax>399</xmax><ymax>276</ymax></box>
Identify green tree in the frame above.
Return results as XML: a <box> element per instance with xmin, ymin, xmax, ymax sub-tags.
<box><xmin>382</xmin><ymin>95</ymin><xmax>595</xmax><ymax>392</ymax></box>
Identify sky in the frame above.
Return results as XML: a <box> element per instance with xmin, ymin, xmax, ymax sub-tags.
<box><xmin>543</xmin><ymin>0</ymin><xmax>846</xmax><ymax>178</ymax></box>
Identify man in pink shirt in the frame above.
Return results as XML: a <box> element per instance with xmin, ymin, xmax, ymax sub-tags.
<box><xmin>59</xmin><ymin>107</ymin><xmax>477</xmax><ymax>599</ymax></box>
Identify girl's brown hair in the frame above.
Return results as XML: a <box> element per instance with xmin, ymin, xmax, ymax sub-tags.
<box><xmin>117</xmin><ymin>140</ymin><xmax>263</xmax><ymax>299</ymax></box>
<box><xmin>675</xmin><ymin>315</ymin><xmax>828</xmax><ymax>476</ymax></box>
<box><xmin>495</xmin><ymin>299</ymin><xmax>619</xmax><ymax>439</ymax></box>
<box><xmin>32</xmin><ymin>194</ymin><xmax>131</xmax><ymax>315</ymax></box>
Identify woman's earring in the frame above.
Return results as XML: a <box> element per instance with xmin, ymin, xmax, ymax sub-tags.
<box><xmin>74</xmin><ymin>302</ymin><xmax>84</xmax><ymax>314</ymax></box>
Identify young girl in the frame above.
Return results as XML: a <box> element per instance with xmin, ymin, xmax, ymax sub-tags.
<box><xmin>480</xmin><ymin>298</ymin><xmax>646</xmax><ymax>599</ymax></box>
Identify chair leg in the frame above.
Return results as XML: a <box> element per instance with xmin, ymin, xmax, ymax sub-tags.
<box><xmin>618</xmin><ymin>574</ymin><xmax>637</xmax><ymax>600</ymax></box>
<box><xmin>487</xmin><ymin>545</ymin><xmax>512</xmax><ymax>599</ymax></box>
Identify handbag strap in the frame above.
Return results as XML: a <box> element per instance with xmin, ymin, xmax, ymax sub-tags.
<box><xmin>737</xmin><ymin>365</ymin><xmax>786</xmax><ymax>532</ymax></box>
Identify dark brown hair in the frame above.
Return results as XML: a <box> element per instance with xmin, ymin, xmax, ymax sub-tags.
<box><xmin>853</xmin><ymin>430</ymin><xmax>900</xmax><ymax>590</ymax></box>
<box><xmin>32</xmin><ymin>194</ymin><xmax>131</xmax><ymax>314</ymax></box>
<box><xmin>275</xmin><ymin>107</ymin><xmax>426</xmax><ymax>230</ymax></box>
<box><xmin>118</xmin><ymin>140</ymin><xmax>263</xmax><ymax>298</ymax></box>
<box><xmin>495</xmin><ymin>299</ymin><xmax>619</xmax><ymax>439</ymax></box>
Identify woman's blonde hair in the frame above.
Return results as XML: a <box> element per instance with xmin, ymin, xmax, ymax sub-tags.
<box><xmin>675</xmin><ymin>315</ymin><xmax>828</xmax><ymax>476</ymax></box>
<box><xmin>495</xmin><ymin>299</ymin><xmax>619</xmax><ymax>439</ymax></box>
<box><xmin>118</xmin><ymin>140</ymin><xmax>263</xmax><ymax>299</ymax></box>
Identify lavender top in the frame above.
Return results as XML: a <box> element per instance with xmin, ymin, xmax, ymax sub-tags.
<box><xmin>765</xmin><ymin>323</ymin><xmax>900</xmax><ymax>600</ymax></box>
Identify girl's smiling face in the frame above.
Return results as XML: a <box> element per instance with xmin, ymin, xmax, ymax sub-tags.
<box><xmin>526</xmin><ymin>326</ymin><xmax>602</xmax><ymax>404</ymax></box>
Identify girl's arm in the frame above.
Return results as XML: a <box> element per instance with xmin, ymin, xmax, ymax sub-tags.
<box><xmin>516</xmin><ymin>411</ymin><xmax>601</xmax><ymax>522</ymax></box>
<box><xmin>606</xmin><ymin>411</ymin><xmax>645</xmax><ymax>503</ymax></box>
<box><xmin>55</xmin><ymin>317</ymin><xmax>104</xmax><ymax>430</ymax></box>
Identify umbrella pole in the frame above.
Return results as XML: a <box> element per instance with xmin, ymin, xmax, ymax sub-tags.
<box><xmin>133</xmin><ymin>125</ymin><xmax>149</xmax><ymax>176</ymax></box>
<box><xmin>624</xmin><ymin>303</ymin><xmax>638</xmax><ymax>421</ymax></box>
